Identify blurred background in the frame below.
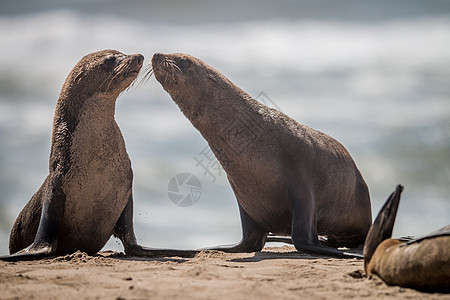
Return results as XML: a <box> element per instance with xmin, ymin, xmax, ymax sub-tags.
<box><xmin>0</xmin><ymin>0</ymin><xmax>449</xmax><ymax>255</ymax></box>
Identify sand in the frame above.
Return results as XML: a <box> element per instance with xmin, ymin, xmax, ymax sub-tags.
<box><xmin>0</xmin><ymin>246</ymin><xmax>448</xmax><ymax>300</ymax></box>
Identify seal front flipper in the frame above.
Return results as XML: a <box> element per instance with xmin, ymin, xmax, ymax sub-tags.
<box><xmin>114</xmin><ymin>194</ymin><xmax>198</xmax><ymax>258</ymax></box>
<box><xmin>0</xmin><ymin>245</ymin><xmax>53</xmax><ymax>262</ymax></box>
<box><xmin>1</xmin><ymin>176</ymin><xmax>66</xmax><ymax>261</ymax></box>
<box><xmin>363</xmin><ymin>184</ymin><xmax>403</xmax><ymax>269</ymax></box>
<box><xmin>291</xmin><ymin>192</ymin><xmax>363</xmax><ymax>258</ymax></box>
<box><xmin>204</xmin><ymin>202</ymin><xmax>269</xmax><ymax>253</ymax></box>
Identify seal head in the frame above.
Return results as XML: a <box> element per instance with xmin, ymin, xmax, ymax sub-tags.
<box><xmin>151</xmin><ymin>52</ymin><xmax>232</xmax><ymax>127</ymax></box>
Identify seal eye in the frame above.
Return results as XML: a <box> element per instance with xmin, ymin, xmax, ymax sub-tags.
<box><xmin>102</xmin><ymin>56</ymin><xmax>117</xmax><ymax>69</ymax></box>
<box><xmin>178</xmin><ymin>58</ymin><xmax>192</xmax><ymax>70</ymax></box>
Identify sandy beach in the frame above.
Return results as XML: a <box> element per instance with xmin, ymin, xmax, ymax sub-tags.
<box><xmin>1</xmin><ymin>246</ymin><xmax>448</xmax><ymax>300</ymax></box>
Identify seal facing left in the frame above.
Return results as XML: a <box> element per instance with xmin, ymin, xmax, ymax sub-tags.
<box><xmin>0</xmin><ymin>50</ymin><xmax>168</xmax><ymax>261</ymax></box>
<box><xmin>151</xmin><ymin>53</ymin><xmax>372</xmax><ymax>258</ymax></box>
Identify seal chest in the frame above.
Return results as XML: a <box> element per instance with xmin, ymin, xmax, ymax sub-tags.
<box><xmin>59</xmin><ymin>95</ymin><xmax>133</xmax><ymax>253</ymax></box>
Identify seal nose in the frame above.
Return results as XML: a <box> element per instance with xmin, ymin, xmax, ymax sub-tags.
<box><xmin>129</xmin><ymin>54</ymin><xmax>144</xmax><ymax>69</ymax></box>
<box><xmin>135</xmin><ymin>54</ymin><xmax>144</xmax><ymax>65</ymax></box>
<box><xmin>152</xmin><ymin>53</ymin><xmax>165</xmax><ymax>65</ymax></box>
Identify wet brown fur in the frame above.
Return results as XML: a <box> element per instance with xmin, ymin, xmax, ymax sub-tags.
<box><xmin>151</xmin><ymin>53</ymin><xmax>372</xmax><ymax>255</ymax></box>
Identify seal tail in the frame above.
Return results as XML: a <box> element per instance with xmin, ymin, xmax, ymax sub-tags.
<box><xmin>363</xmin><ymin>184</ymin><xmax>403</xmax><ymax>270</ymax></box>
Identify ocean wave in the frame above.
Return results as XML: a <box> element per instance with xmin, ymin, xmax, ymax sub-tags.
<box><xmin>1</xmin><ymin>11</ymin><xmax>449</xmax><ymax>83</ymax></box>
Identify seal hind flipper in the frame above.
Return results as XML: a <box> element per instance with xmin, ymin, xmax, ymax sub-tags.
<box><xmin>294</xmin><ymin>243</ymin><xmax>363</xmax><ymax>258</ymax></box>
<box><xmin>291</xmin><ymin>192</ymin><xmax>364</xmax><ymax>258</ymax></box>
<box><xmin>202</xmin><ymin>202</ymin><xmax>269</xmax><ymax>253</ymax></box>
<box><xmin>4</xmin><ymin>176</ymin><xmax>66</xmax><ymax>261</ymax></box>
<box><xmin>363</xmin><ymin>184</ymin><xmax>403</xmax><ymax>270</ymax></box>
<box><xmin>226</xmin><ymin>203</ymin><xmax>268</xmax><ymax>252</ymax></box>
<box><xmin>0</xmin><ymin>245</ymin><xmax>53</xmax><ymax>262</ymax></box>
<box><xmin>9</xmin><ymin>177</ymin><xmax>47</xmax><ymax>254</ymax></box>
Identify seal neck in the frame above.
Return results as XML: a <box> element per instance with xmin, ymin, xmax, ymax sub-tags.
<box><xmin>54</xmin><ymin>92</ymin><xmax>117</xmax><ymax>129</ymax></box>
<box><xmin>49</xmin><ymin>92</ymin><xmax>118</xmax><ymax>174</ymax></box>
<box><xmin>189</xmin><ymin>87</ymin><xmax>267</xmax><ymax>161</ymax></box>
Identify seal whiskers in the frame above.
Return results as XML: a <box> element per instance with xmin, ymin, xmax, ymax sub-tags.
<box><xmin>135</xmin><ymin>63</ymin><xmax>154</xmax><ymax>88</ymax></box>
<box><xmin>100</xmin><ymin>55</ymin><xmax>137</xmax><ymax>93</ymax></box>
<box><xmin>153</xmin><ymin>55</ymin><xmax>181</xmax><ymax>84</ymax></box>
<box><xmin>166</xmin><ymin>59</ymin><xmax>182</xmax><ymax>74</ymax></box>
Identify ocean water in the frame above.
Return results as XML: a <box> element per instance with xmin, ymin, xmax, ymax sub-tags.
<box><xmin>0</xmin><ymin>1</ymin><xmax>449</xmax><ymax>255</ymax></box>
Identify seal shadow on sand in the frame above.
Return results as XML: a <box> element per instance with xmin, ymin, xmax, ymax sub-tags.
<box><xmin>97</xmin><ymin>251</ymin><xmax>190</xmax><ymax>263</ymax></box>
<box><xmin>229</xmin><ymin>247</ymin><xmax>363</xmax><ymax>263</ymax></box>
<box><xmin>100</xmin><ymin>249</ymin><xmax>359</xmax><ymax>264</ymax></box>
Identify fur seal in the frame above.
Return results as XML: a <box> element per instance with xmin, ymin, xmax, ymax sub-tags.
<box><xmin>364</xmin><ymin>185</ymin><xmax>450</xmax><ymax>292</ymax></box>
<box><xmin>0</xmin><ymin>50</ymin><xmax>195</xmax><ymax>261</ymax></box>
<box><xmin>151</xmin><ymin>53</ymin><xmax>372</xmax><ymax>257</ymax></box>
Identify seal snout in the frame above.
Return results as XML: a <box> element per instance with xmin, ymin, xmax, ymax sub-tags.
<box><xmin>151</xmin><ymin>53</ymin><xmax>165</xmax><ymax>67</ymax></box>
<box><xmin>133</xmin><ymin>54</ymin><xmax>144</xmax><ymax>66</ymax></box>
<box><xmin>128</xmin><ymin>54</ymin><xmax>144</xmax><ymax>72</ymax></box>
<box><xmin>151</xmin><ymin>52</ymin><xmax>181</xmax><ymax>85</ymax></box>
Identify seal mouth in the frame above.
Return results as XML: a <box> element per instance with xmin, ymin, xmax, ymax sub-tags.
<box><xmin>102</xmin><ymin>54</ymin><xmax>144</xmax><ymax>92</ymax></box>
<box><xmin>123</xmin><ymin>54</ymin><xmax>144</xmax><ymax>77</ymax></box>
<box><xmin>151</xmin><ymin>53</ymin><xmax>181</xmax><ymax>84</ymax></box>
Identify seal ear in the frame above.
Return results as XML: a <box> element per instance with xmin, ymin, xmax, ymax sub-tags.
<box><xmin>206</xmin><ymin>73</ymin><xmax>217</xmax><ymax>83</ymax></box>
<box><xmin>363</xmin><ymin>184</ymin><xmax>403</xmax><ymax>270</ymax></box>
